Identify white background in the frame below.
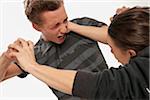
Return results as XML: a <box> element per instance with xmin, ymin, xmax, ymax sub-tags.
<box><xmin>0</xmin><ymin>0</ymin><xmax>149</xmax><ymax>100</ymax></box>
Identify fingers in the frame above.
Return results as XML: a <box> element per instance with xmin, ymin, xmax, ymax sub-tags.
<box><xmin>27</xmin><ymin>40</ymin><xmax>34</xmax><ymax>49</ymax></box>
<box><xmin>17</xmin><ymin>38</ymin><xmax>28</xmax><ymax>48</ymax></box>
<box><xmin>7</xmin><ymin>51</ymin><xmax>19</xmax><ymax>60</ymax></box>
<box><xmin>14</xmin><ymin>39</ymin><xmax>21</xmax><ymax>46</ymax></box>
<box><xmin>67</xmin><ymin>21</ymin><xmax>78</xmax><ymax>31</ymax></box>
<box><xmin>18</xmin><ymin>38</ymin><xmax>34</xmax><ymax>49</ymax></box>
<box><xmin>110</xmin><ymin>6</ymin><xmax>130</xmax><ymax>22</ymax></box>
<box><xmin>27</xmin><ymin>40</ymin><xmax>34</xmax><ymax>52</ymax></box>
<box><xmin>8</xmin><ymin>38</ymin><xmax>34</xmax><ymax>52</ymax></box>
<box><xmin>65</xmin><ymin>21</ymin><xmax>70</xmax><ymax>33</ymax></box>
<box><xmin>8</xmin><ymin>43</ymin><xmax>22</xmax><ymax>52</ymax></box>
<box><xmin>9</xmin><ymin>52</ymin><xmax>18</xmax><ymax>57</ymax></box>
<box><xmin>2</xmin><ymin>51</ymin><xmax>11</xmax><ymax>59</ymax></box>
<box><xmin>116</xmin><ymin>6</ymin><xmax>129</xmax><ymax>15</ymax></box>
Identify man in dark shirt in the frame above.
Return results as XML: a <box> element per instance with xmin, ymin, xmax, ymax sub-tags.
<box><xmin>0</xmin><ymin>0</ymin><xmax>107</xmax><ymax>100</ymax></box>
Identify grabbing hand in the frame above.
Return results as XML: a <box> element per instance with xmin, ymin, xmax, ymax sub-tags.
<box><xmin>3</xmin><ymin>39</ymin><xmax>23</xmax><ymax>62</ymax></box>
<box><xmin>67</xmin><ymin>21</ymin><xmax>79</xmax><ymax>32</ymax></box>
<box><xmin>110</xmin><ymin>6</ymin><xmax>129</xmax><ymax>21</ymax></box>
<box><xmin>8</xmin><ymin>38</ymin><xmax>37</xmax><ymax>72</ymax></box>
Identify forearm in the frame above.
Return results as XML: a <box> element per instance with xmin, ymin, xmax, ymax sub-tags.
<box><xmin>69</xmin><ymin>22</ymin><xmax>108</xmax><ymax>44</ymax></box>
<box><xmin>0</xmin><ymin>53</ymin><xmax>12</xmax><ymax>81</ymax></box>
<box><xmin>27</xmin><ymin>63</ymin><xmax>77</xmax><ymax>95</ymax></box>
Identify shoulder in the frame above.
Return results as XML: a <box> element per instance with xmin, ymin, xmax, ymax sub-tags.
<box><xmin>68</xmin><ymin>17</ymin><xmax>107</xmax><ymax>43</ymax></box>
<box><xmin>70</xmin><ymin>17</ymin><xmax>107</xmax><ymax>27</ymax></box>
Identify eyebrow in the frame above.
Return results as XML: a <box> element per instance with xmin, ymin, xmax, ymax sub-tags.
<box><xmin>50</xmin><ymin>17</ymin><xmax>68</xmax><ymax>28</ymax></box>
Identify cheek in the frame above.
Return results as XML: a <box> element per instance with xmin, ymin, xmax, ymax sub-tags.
<box><xmin>50</xmin><ymin>28</ymin><xmax>59</xmax><ymax>35</ymax></box>
<box><xmin>45</xmin><ymin>29</ymin><xmax>58</xmax><ymax>36</ymax></box>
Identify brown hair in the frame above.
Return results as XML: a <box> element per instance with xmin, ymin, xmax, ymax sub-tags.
<box><xmin>108</xmin><ymin>7</ymin><xmax>149</xmax><ymax>53</ymax></box>
<box><xmin>24</xmin><ymin>0</ymin><xmax>63</xmax><ymax>25</ymax></box>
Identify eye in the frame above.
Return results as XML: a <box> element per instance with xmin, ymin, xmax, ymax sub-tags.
<box><xmin>50</xmin><ymin>23</ymin><xmax>60</xmax><ymax>29</ymax></box>
<box><xmin>63</xmin><ymin>17</ymin><xmax>68</xmax><ymax>23</ymax></box>
<box><xmin>55</xmin><ymin>23</ymin><xmax>60</xmax><ymax>28</ymax></box>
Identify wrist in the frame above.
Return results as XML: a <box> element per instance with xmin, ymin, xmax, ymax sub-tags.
<box><xmin>25</xmin><ymin>62</ymin><xmax>39</xmax><ymax>73</ymax></box>
<box><xmin>0</xmin><ymin>52</ymin><xmax>12</xmax><ymax>69</ymax></box>
<box><xmin>1</xmin><ymin>52</ymin><xmax>12</xmax><ymax>63</ymax></box>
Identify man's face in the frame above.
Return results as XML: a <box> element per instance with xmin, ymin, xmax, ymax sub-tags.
<box><xmin>35</xmin><ymin>5</ymin><xmax>68</xmax><ymax>44</ymax></box>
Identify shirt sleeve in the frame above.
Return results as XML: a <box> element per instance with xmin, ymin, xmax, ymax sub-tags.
<box><xmin>15</xmin><ymin>62</ymin><xmax>29</xmax><ymax>78</ymax></box>
<box><xmin>72</xmin><ymin>68</ymin><xmax>122</xmax><ymax>99</ymax></box>
<box><xmin>72</xmin><ymin>70</ymin><xmax>102</xmax><ymax>98</ymax></box>
<box><xmin>72</xmin><ymin>61</ymin><xmax>149</xmax><ymax>99</ymax></box>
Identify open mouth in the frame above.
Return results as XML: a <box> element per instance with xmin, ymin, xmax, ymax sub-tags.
<box><xmin>58</xmin><ymin>36</ymin><xmax>64</xmax><ymax>38</ymax></box>
<box><xmin>57</xmin><ymin>35</ymin><xmax>66</xmax><ymax>39</ymax></box>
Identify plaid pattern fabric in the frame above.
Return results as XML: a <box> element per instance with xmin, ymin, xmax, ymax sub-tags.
<box><xmin>19</xmin><ymin>17</ymin><xmax>108</xmax><ymax>100</ymax></box>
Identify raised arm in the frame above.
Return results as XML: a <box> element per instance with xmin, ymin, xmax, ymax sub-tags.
<box><xmin>68</xmin><ymin>7</ymin><xmax>129</xmax><ymax>44</ymax></box>
<box><xmin>27</xmin><ymin>63</ymin><xmax>77</xmax><ymax>95</ymax></box>
<box><xmin>0</xmin><ymin>40</ymin><xmax>25</xmax><ymax>82</ymax></box>
<box><xmin>68</xmin><ymin>22</ymin><xmax>108</xmax><ymax>44</ymax></box>
<box><xmin>8</xmin><ymin>38</ymin><xmax>77</xmax><ymax>95</ymax></box>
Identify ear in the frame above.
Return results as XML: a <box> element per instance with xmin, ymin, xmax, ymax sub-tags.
<box><xmin>128</xmin><ymin>49</ymin><xmax>136</xmax><ymax>57</ymax></box>
<box><xmin>32</xmin><ymin>23</ymin><xmax>41</xmax><ymax>32</ymax></box>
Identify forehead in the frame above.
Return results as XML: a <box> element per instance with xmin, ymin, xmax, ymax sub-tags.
<box><xmin>40</xmin><ymin>5</ymin><xmax>67</xmax><ymax>25</ymax></box>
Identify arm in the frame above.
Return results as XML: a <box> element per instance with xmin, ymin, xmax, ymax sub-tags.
<box><xmin>27</xmin><ymin>63</ymin><xmax>77</xmax><ymax>95</ymax></box>
<box><xmin>68</xmin><ymin>21</ymin><xmax>108</xmax><ymax>44</ymax></box>
<box><xmin>0</xmin><ymin>53</ymin><xmax>22</xmax><ymax>82</ymax></box>
<box><xmin>0</xmin><ymin>39</ymin><xmax>25</xmax><ymax>82</ymax></box>
<box><xmin>68</xmin><ymin>7</ymin><xmax>129</xmax><ymax>44</ymax></box>
<box><xmin>8</xmin><ymin>38</ymin><xmax>77</xmax><ymax>95</ymax></box>
<box><xmin>2</xmin><ymin>63</ymin><xmax>23</xmax><ymax>81</ymax></box>
<box><xmin>0</xmin><ymin>53</ymin><xmax>12</xmax><ymax>81</ymax></box>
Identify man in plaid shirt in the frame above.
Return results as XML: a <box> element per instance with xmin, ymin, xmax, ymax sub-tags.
<box><xmin>0</xmin><ymin>0</ymin><xmax>107</xmax><ymax>99</ymax></box>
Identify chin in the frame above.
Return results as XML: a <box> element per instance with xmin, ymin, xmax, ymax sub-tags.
<box><xmin>56</xmin><ymin>40</ymin><xmax>65</xmax><ymax>44</ymax></box>
<box><xmin>57</xmin><ymin>42</ymin><xmax>63</xmax><ymax>44</ymax></box>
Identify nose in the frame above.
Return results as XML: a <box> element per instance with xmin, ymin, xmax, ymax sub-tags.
<box><xmin>60</xmin><ymin>23</ymin><xmax>67</xmax><ymax>34</ymax></box>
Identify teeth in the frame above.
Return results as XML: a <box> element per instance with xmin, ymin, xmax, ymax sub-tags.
<box><xmin>58</xmin><ymin>36</ymin><xmax>62</xmax><ymax>38</ymax></box>
<box><xmin>58</xmin><ymin>35</ymin><xmax>66</xmax><ymax>39</ymax></box>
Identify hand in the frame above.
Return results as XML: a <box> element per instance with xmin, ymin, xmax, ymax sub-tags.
<box><xmin>8</xmin><ymin>38</ymin><xmax>37</xmax><ymax>72</ymax></box>
<box><xmin>110</xmin><ymin>6</ymin><xmax>129</xmax><ymax>21</ymax></box>
<box><xmin>66</xmin><ymin>21</ymin><xmax>71</xmax><ymax>33</ymax></box>
<box><xmin>3</xmin><ymin>39</ymin><xmax>22</xmax><ymax>61</ymax></box>
<box><xmin>67</xmin><ymin>21</ymin><xmax>78</xmax><ymax>32</ymax></box>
